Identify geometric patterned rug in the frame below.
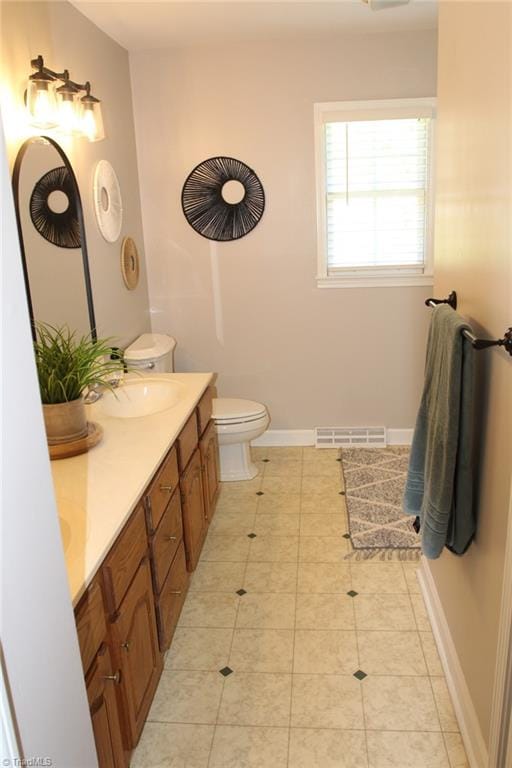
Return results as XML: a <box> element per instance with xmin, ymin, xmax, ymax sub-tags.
<box><xmin>341</xmin><ymin>446</ymin><xmax>421</xmax><ymax>560</ymax></box>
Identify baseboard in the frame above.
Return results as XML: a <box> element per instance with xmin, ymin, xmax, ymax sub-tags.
<box><xmin>251</xmin><ymin>427</ymin><xmax>413</xmax><ymax>447</ymax></box>
<box><xmin>418</xmin><ymin>559</ymin><xmax>489</xmax><ymax>768</ymax></box>
<box><xmin>251</xmin><ymin>430</ymin><xmax>315</xmax><ymax>447</ymax></box>
<box><xmin>387</xmin><ymin>428</ymin><xmax>413</xmax><ymax>445</ymax></box>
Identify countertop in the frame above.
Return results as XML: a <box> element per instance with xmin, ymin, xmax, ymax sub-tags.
<box><xmin>51</xmin><ymin>372</ymin><xmax>214</xmax><ymax>607</ymax></box>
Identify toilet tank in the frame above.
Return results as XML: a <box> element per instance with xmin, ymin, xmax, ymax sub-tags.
<box><xmin>124</xmin><ymin>333</ymin><xmax>176</xmax><ymax>373</ymax></box>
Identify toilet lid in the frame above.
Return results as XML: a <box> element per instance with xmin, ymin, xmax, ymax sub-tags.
<box><xmin>213</xmin><ymin>398</ymin><xmax>267</xmax><ymax>422</ymax></box>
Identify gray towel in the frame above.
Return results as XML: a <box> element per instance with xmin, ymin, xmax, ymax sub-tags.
<box><xmin>404</xmin><ymin>304</ymin><xmax>475</xmax><ymax>559</ymax></box>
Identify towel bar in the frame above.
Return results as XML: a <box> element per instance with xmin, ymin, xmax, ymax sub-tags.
<box><xmin>425</xmin><ymin>291</ymin><xmax>512</xmax><ymax>356</ymax></box>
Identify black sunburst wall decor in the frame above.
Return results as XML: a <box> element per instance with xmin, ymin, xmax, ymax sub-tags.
<box><xmin>181</xmin><ymin>156</ymin><xmax>265</xmax><ymax>241</ymax></box>
<box><xmin>30</xmin><ymin>165</ymin><xmax>81</xmax><ymax>249</ymax></box>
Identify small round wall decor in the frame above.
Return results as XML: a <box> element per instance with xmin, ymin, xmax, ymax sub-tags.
<box><xmin>120</xmin><ymin>236</ymin><xmax>140</xmax><ymax>290</ymax></box>
<box><xmin>29</xmin><ymin>166</ymin><xmax>80</xmax><ymax>249</ymax></box>
<box><xmin>181</xmin><ymin>156</ymin><xmax>265</xmax><ymax>241</ymax></box>
<box><xmin>93</xmin><ymin>160</ymin><xmax>123</xmax><ymax>243</ymax></box>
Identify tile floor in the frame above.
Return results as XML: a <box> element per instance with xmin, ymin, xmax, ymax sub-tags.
<box><xmin>132</xmin><ymin>447</ymin><xmax>469</xmax><ymax>768</ymax></box>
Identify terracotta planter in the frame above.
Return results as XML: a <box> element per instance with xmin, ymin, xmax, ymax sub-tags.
<box><xmin>43</xmin><ymin>397</ymin><xmax>88</xmax><ymax>445</ymax></box>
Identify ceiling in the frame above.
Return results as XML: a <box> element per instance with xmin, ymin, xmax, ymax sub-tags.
<box><xmin>71</xmin><ymin>1</ymin><xmax>438</xmax><ymax>52</ymax></box>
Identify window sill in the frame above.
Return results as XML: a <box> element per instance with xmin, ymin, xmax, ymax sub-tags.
<box><xmin>316</xmin><ymin>273</ymin><xmax>434</xmax><ymax>289</ymax></box>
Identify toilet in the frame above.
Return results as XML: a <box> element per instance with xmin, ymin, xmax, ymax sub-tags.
<box><xmin>123</xmin><ymin>333</ymin><xmax>177</xmax><ymax>372</ymax></box>
<box><xmin>124</xmin><ymin>334</ymin><xmax>270</xmax><ymax>482</ymax></box>
<box><xmin>212</xmin><ymin>398</ymin><xmax>270</xmax><ymax>481</ymax></box>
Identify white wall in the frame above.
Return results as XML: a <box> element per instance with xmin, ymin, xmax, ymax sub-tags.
<box><xmin>1</xmin><ymin>1</ymin><xmax>150</xmax><ymax>347</ymax></box>
<box><xmin>131</xmin><ymin>30</ymin><xmax>437</xmax><ymax>429</ymax></box>
<box><xmin>1</xmin><ymin>121</ymin><xmax>97</xmax><ymax>766</ymax></box>
<box><xmin>427</xmin><ymin>0</ymin><xmax>512</xmax><ymax>751</ymax></box>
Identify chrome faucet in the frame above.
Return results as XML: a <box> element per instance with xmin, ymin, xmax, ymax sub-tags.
<box><xmin>84</xmin><ymin>374</ymin><xmax>123</xmax><ymax>404</ymax></box>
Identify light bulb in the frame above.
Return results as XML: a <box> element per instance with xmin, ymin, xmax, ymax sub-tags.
<box><xmin>79</xmin><ymin>98</ymin><xmax>105</xmax><ymax>142</ymax></box>
<box><xmin>57</xmin><ymin>96</ymin><xmax>80</xmax><ymax>134</ymax></box>
<box><xmin>27</xmin><ymin>78</ymin><xmax>57</xmax><ymax>128</ymax></box>
<box><xmin>81</xmin><ymin>105</ymin><xmax>98</xmax><ymax>141</ymax></box>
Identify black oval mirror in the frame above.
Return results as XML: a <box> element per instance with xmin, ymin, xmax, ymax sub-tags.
<box><xmin>12</xmin><ymin>136</ymin><xmax>97</xmax><ymax>340</ymax></box>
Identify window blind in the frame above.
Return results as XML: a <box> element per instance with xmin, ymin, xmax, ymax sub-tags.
<box><xmin>325</xmin><ymin>117</ymin><xmax>430</xmax><ymax>272</ymax></box>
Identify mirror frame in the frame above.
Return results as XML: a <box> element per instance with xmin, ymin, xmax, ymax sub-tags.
<box><xmin>12</xmin><ymin>135</ymin><xmax>97</xmax><ymax>341</ymax></box>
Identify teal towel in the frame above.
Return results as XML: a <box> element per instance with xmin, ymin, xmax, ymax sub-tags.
<box><xmin>404</xmin><ymin>304</ymin><xmax>475</xmax><ymax>559</ymax></box>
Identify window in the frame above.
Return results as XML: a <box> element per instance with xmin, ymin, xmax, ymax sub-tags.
<box><xmin>314</xmin><ymin>98</ymin><xmax>436</xmax><ymax>287</ymax></box>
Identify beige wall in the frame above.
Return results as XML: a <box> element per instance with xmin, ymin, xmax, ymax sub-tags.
<box><xmin>130</xmin><ymin>31</ymin><xmax>437</xmax><ymax>429</ymax></box>
<box><xmin>430</xmin><ymin>1</ymin><xmax>512</xmax><ymax>748</ymax></box>
<box><xmin>1</xmin><ymin>1</ymin><xmax>150</xmax><ymax>346</ymax></box>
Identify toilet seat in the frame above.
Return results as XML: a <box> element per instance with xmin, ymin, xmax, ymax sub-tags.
<box><xmin>213</xmin><ymin>398</ymin><xmax>267</xmax><ymax>425</ymax></box>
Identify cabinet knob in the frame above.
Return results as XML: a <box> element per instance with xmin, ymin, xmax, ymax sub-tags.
<box><xmin>164</xmin><ymin>535</ymin><xmax>177</xmax><ymax>542</ymax></box>
<box><xmin>121</xmin><ymin>641</ymin><xmax>130</xmax><ymax>652</ymax></box>
<box><xmin>160</xmin><ymin>485</ymin><xmax>174</xmax><ymax>492</ymax></box>
<box><xmin>169</xmin><ymin>590</ymin><xmax>182</xmax><ymax>595</ymax></box>
<box><xmin>103</xmin><ymin>671</ymin><xmax>121</xmax><ymax>684</ymax></box>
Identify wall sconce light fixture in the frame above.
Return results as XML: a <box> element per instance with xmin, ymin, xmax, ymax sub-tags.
<box><xmin>26</xmin><ymin>55</ymin><xmax>105</xmax><ymax>141</ymax></box>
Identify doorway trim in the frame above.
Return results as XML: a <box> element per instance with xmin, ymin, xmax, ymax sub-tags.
<box><xmin>488</xmin><ymin>483</ymin><xmax>512</xmax><ymax>767</ymax></box>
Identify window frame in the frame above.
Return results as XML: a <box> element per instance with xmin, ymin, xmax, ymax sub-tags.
<box><xmin>314</xmin><ymin>97</ymin><xmax>436</xmax><ymax>288</ymax></box>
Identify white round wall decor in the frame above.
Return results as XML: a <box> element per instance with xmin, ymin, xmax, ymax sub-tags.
<box><xmin>93</xmin><ymin>160</ymin><xmax>123</xmax><ymax>242</ymax></box>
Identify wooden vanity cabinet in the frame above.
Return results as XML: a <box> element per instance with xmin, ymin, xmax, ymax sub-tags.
<box><xmin>102</xmin><ymin>507</ymin><xmax>162</xmax><ymax>750</ymax></box>
<box><xmin>199</xmin><ymin>419</ymin><xmax>220</xmax><ymax>523</ymax></box>
<box><xmin>180</xmin><ymin>447</ymin><xmax>207</xmax><ymax>571</ymax></box>
<box><xmin>155</xmin><ymin>540</ymin><xmax>189</xmax><ymax>650</ymax></box>
<box><xmin>146</xmin><ymin>464</ymin><xmax>190</xmax><ymax>652</ymax></box>
<box><xmin>144</xmin><ymin>445</ymin><xmax>180</xmax><ymax>535</ymax></box>
<box><xmin>150</xmin><ymin>489</ymin><xmax>183</xmax><ymax>594</ymax></box>
<box><xmin>74</xmin><ymin>385</ymin><xmax>220</xmax><ymax>765</ymax></box>
<box><xmin>75</xmin><ymin>577</ymin><xmax>127</xmax><ymax>768</ymax></box>
<box><xmin>196</xmin><ymin>385</ymin><xmax>214</xmax><ymax>436</ymax></box>
<box><xmin>86</xmin><ymin>643</ymin><xmax>127</xmax><ymax>768</ymax></box>
<box><xmin>109</xmin><ymin>558</ymin><xmax>162</xmax><ymax>747</ymax></box>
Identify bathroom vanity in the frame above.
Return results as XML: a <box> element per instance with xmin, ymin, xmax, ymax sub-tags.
<box><xmin>52</xmin><ymin>373</ymin><xmax>219</xmax><ymax>767</ymax></box>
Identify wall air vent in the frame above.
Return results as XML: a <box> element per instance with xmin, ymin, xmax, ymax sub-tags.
<box><xmin>315</xmin><ymin>426</ymin><xmax>387</xmax><ymax>448</ymax></box>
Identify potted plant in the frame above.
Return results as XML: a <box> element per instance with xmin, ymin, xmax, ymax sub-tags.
<box><xmin>34</xmin><ymin>323</ymin><xmax>122</xmax><ymax>445</ymax></box>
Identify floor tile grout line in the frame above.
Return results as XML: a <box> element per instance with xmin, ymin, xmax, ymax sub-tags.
<box><xmin>406</xmin><ymin>573</ymin><xmax>452</xmax><ymax>749</ymax></box>
<box><xmin>341</xmin><ymin>451</ymin><xmax>372</xmax><ymax>767</ymax></box>
<box><xmin>352</xmin><ymin>591</ymin><xmax>371</xmax><ymax>765</ymax></box>
<box><xmin>166</xmin><ymin>666</ymin><xmax>445</xmax><ymax>678</ymax></box>
<box><xmin>144</xmin><ymin>715</ymin><xmax>458</xmax><ymax>734</ymax></box>
<box><xmin>145</xmin><ymin>449</ymin><xmax>463</xmax><ymax>766</ymax></box>
<box><xmin>206</xmin><ymin>521</ymin><xmax>252</xmax><ymax>768</ymax></box>
<box><xmin>161</xmin><ymin>667</ymin><xmax>444</xmax><ymax>678</ymax></box>
<box><xmin>286</xmin><ymin>469</ymin><xmax>302</xmax><ymax>768</ymax></box>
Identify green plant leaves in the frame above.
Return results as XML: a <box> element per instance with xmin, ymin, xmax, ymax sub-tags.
<box><xmin>34</xmin><ymin>323</ymin><xmax>123</xmax><ymax>404</ymax></box>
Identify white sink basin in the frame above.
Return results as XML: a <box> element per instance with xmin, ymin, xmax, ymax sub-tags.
<box><xmin>99</xmin><ymin>377</ymin><xmax>184</xmax><ymax>418</ymax></box>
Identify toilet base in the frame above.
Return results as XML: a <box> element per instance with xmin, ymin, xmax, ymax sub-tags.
<box><xmin>218</xmin><ymin>441</ymin><xmax>259</xmax><ymax>482</ymax></box>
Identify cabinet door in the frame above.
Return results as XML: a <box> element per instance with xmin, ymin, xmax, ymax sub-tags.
<box><xmin>199</xmin><ymin>420</ymin><xmax>220</xmax><ymax>523</ymax></box>
<box><xmin>180</xmin><ymin>448</ymin><xmax>207</xmax><ymax>571</ymax></box>
<box><xmin>86</xmin><ymin>643</ymin><xmax>127</xmax><ymax>768</ymax></box>
<box><xmin>111</xmin><ymin>558</ymin><xmax>163</xmax><ymax>748</ymax></box>
<box><xmin>196</xmin><ymin>386</ymin><xmax>214</xmax><ymax>437</ymax></box>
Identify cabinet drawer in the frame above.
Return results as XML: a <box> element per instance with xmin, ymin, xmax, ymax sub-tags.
<box><xmin>177</xmin><ymin>412</ymin><xmax>199</xmax><ymax>472</ymax></box>
<box><xmin>196</xmin><ymin>386</ymin><xmax>213</xmax><ymax>437</ymax></box>
<box><xmin>156</xmin><ymin>541</ymin><xmax>189</xmax><ymax>652</ymax></box>
<box><xmin>144</xmin><ymin>444</ymin><xmax>179</xmax><ymax>534</ymax></box>
<box><xmin>75</xmin><ymin>577</ymin><xmax>108</xmax><ymax>674</ymax></box>
<box><xmin>151</xmin><ymin>490</ymin><xmax>183</xmax><ymax>595</ymax></box>
<box><xmin>102</xmin><ymin>505</ymin><xmax>147</xmax><ymax>614</ymax></box>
